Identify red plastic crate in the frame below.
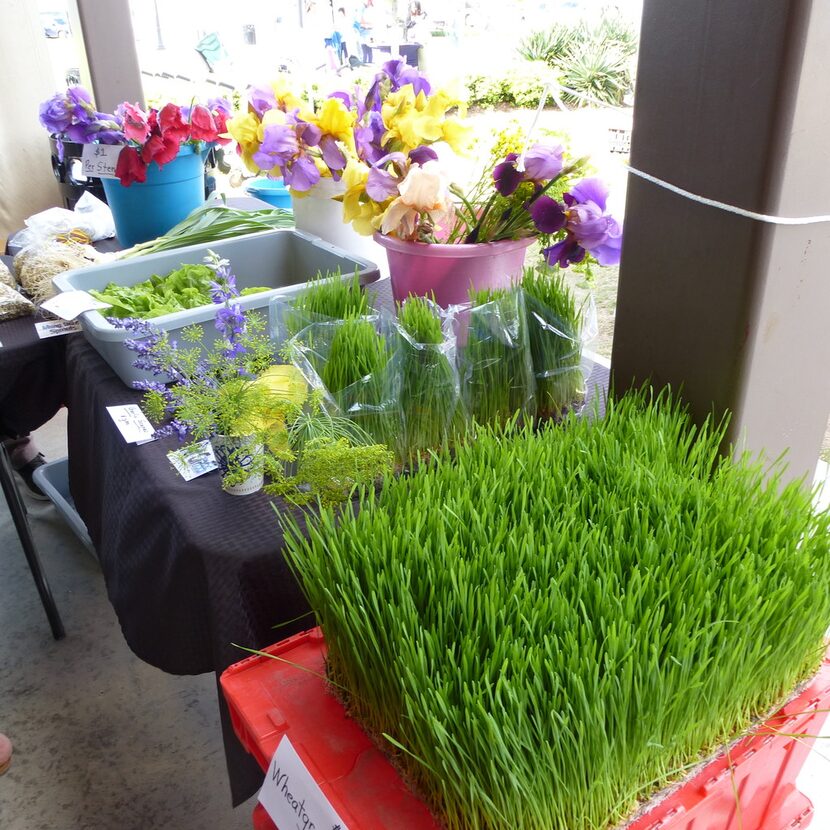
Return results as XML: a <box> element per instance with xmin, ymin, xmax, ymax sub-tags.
<box><xmin>222</xmin><ymin>631</ymin><xmax>830</xmax><ymax>830</ymax></box>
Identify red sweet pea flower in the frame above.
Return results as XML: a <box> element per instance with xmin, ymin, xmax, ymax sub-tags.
<box><xmin>188</xmin><ymin>104</ymin><xmax>218</xmax><ymax>142</ymax></box>
<box><xmin>141</xmin><ymin>132</ymin><xmax>181</xmax><ymax>167</ymax></box>
<box><xmin>158</xmin><ymin>103</ymin><xmax>189</xmax><ymax>143</ymax></box>
<box><xmin>115</xmin><ymin>146</ymin><xmax>148</xmax><ymax>186</ymax></box>
<box><xmin>121</xmin><ymin>102</ymin><xmax>150</xmax><ymax>144</ymax></box>
<box><xmin>211</xmin><ymin>110</ymin><xmax>231</xmax><ymax>145</ymax></box>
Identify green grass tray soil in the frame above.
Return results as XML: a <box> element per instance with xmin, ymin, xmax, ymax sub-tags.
<box><xmin>282</xmin><ymin>389</ymin><xmax>830</xmax><ymax>830</ymax></box>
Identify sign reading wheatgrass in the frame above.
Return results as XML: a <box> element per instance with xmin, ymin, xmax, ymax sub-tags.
<box><xmin>259</xmin><ymin>736</ymin><xmax>349</xmax><ymax>830</ymax></box>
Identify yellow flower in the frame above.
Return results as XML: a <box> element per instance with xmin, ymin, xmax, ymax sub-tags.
<box><xmin>381</xmin><ymin>160</ymin><xmax>453</xmax><ymax>238</ymax></box>
<box><xmin>441</xmin><ymin>117</ymin><xmax>473</xmax><ymax>155</ymax></box>
<box><xmin>341</xmin><ymin>160</ymin><xmax>387</xmax><ymax>236</ymax></box>
<box><xmin>227</xmin><ymin>111</ymin><xmax>263</xmax><ymax>172</ymax></box>
<box><xmin>271</xmin><ymin>76</ymin><xmax>303</xmax><ymax>112</ymax></box>
<box><xmin>314</xmin><ymin>97</ymin><xmax>356</xmax><ymax>143</ymax></box>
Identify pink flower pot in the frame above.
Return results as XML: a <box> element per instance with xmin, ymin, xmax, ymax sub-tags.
<box><xmin>373</xmin><ymin>234</ymin><xmax>533</xmax><ymax>307</ymax></box>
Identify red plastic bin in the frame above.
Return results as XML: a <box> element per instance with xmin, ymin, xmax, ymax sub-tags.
<box><xmin>221</xmin><ymin>631</ymin><xmax>830</xmax><ymax>830</ymax></box>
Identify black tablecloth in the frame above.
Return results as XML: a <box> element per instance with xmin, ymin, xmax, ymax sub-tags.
<box><xmin>0</xmin><ymin>256</ymin><xmax>69</xmax><ymax>435</ymax></box>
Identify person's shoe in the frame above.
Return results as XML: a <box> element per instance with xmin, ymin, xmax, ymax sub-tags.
<box><xmin>16</xmin><ymin>454</ymin><xmax>49</xmax><ymax>500</ymax></box>
<box><xmin>0</xmin><ymin>733</ymin><xmax>12</xmax><ymax>775</ymax></box>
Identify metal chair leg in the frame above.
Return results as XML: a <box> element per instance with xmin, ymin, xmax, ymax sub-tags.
<box><xmin>0</xmin><ymin>443</ymin><xmax>65</xmax><ymax>640</ymax></box>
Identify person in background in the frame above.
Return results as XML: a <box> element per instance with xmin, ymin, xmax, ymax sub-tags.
<box><xmin>1</xmin><ymin>431</ymin><xmax>47</xmax><ymax>499</ymax></box>
<box><xmin>355</xmin><ymin>0</ymin><xmax>376</xmax><ymax>63</ymax></box>
<box><xmin>405</xmin><ymin>0</ymin><xmax>428</xmax><ymax>42</ymax></box>
<box><xmin>334</xmin><ymin>7</ymin><xmax>350</xmax><ymax>62</ymax></box>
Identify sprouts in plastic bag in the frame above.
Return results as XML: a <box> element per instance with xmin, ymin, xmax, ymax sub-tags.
<box><xmin>460</xmin><ymin>287</ymin><xmax>536</xmax><ymax>426</ymax></box>
<box><xmin>13</xmin><ymin>239</ymin><xmax>103</xmax><ymax>303</ymax></box>
<box><xmin>395</xmin><ymin>295</ymin><xmax>461</xmax><ymax>460</ymax></box>
<box><xmin>285</xmin><ymin>314</ymin><xmax>401</xmax><ymax>448</ymax></box>
<box><xmin>0</xmin><ymin>260</ymin><xmax>15</xmax><ymax>290</ymax></box>
<box><xmin>522</xmin><ymin>268</ymin><xmax>596</xmax><ymax>419</ymax></box>
<box><xmin>268</xmin><ymin>270</ymin><xmax>372</xmax><ymax>346</ymax></box>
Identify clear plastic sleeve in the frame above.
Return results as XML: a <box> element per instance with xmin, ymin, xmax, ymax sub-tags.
<box><xmin>0</xmin><ymin>283</ymin><xmax>36</xmax><ymax>321</ymax></box>
<box><xmin>524</xmin><ymin>289</ymin><xmax>596</xmax><ymax>420</ymax></box>
<box><xmin>458</xmin><ymin>289</ymin><xmax>536</xmax><ymax>426</ymax></box>
<box><xmin>392</xmin><ymin>299</ymin><xmax>461</xmax><ymax>460</ymax></box>
<box><xmin>284</xmin><ymin>314</ymin><xmax>402</xmax><ymax>448</ymax></box>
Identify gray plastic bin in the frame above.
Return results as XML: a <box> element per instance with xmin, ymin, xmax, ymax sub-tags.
<box><xmin>32</xmin><ymin>458</ymin><xmax>96</xmax><ymax>558</ymax></box>
<box><xmin>53</xmin><ymin>229</ymin><xmax>381</xmax><ymax>386</ymax></box>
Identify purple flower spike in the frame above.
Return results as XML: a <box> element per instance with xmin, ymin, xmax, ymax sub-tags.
<box><xmin>493</xmin><ymin>154</ymin><xmax>523</xmax><ymax>197</ymax></box>
<box><xmin>529</xmin><ymin>195</ymin><xmax>567</xmax><ymax>234</ymax></box>
<box><xmin>408</xmin><ymin>145</ymin><xmax>438</xmax><ymax>166</ymax></box>
<box><xmin>541</xmin><ymin>237</ymin><xmax>587</xmax><ymax>269</ymax></box>
<box><xmin>523</xmin><ymin>144</ymin><xmax>564</xmax><ymax>181</ymax></box>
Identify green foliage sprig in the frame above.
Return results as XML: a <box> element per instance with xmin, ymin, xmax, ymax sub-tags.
<box><xmin>282</xmin><ymin>388</ymin><xmax>830</xmax><ymax>830</ymax></box>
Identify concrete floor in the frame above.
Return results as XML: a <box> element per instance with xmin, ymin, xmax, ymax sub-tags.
<box><xmin>1</xmin><ymin>411</ymin><xmax>829</xmax><ymax>829</ymax></box>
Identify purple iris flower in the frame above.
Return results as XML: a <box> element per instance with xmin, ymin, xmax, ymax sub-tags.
<box><xmin>494</xmin><ymin>153</ymin><xmax>523</xmax><ymax>197</ymax></box>
<box><xmin>40</xmin><ymin>95</ymin><xmax>73</xmax><ymax>134</ymax></box>
<box><xmin>328</xmin><ymin>91</ymin><xmax>353</xmax><ymax>110</ymax></box>
<box><xmin>562</xmin><ymin>177</ymin><xmax>623</xmax><ymax>266</ymax></box>
<box><xmin>542</xmin><ymin>237</ymin><xmax>587</xmax><ymax>269</ymax></box>
<box><xmin>529</xmin><ymin>196</ymin><xmax>567</xmax><ymax>234</ymax></box>
<box><xmin>523</xmin><ymin>144</ymin><xmax>564</xmax><ymax>181</ymax></box>
<box><xmin>252</xmin><ymin>123</ymin><xmax>299</xmax><ymax>171</ymax></box>
<box><xmin>248</xmin><ymin>85</ymin><xmax>278</xmax><ymax>116</ymax></box>
<box><xmin>408</xmin><ymin>145</ymin><xmax>438</xmax><ymax>166</ymax></box>
<box><xmin>355</xmin><ymin>111</ymin><xmax>385</xmax><ymax>165</ymax></box>
<box><xmin>66</xmin><ymin>86</ymin><xmax>92</xmax><ymax>108</ymax></box>
<box><xmin>285</xmin><ymin>155</ymin><xmax>321</xmax><ymax>192</ymax></box>
<box><xmin>293</xmin><ymin>118</ymin><xmax>322</xmax><ymax>147</ymax></box>
<box><xmin>319</xmin><ymin>135</ymin><xmax>347</xmax><ymax>175</ymax></box>
<box><xmin>365</xmin><ymin>152</ymin><xmax>406</xmax><ymax>201</ymax></box>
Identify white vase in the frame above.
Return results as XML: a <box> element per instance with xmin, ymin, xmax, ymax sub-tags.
<box><xmin>291</xmin><ymin>178</ymin><xmax>389</xmax><ymax>277</ymax></box>
<box><xmin>209</xmin><ymin>434</ymin><xmax>264</xmax><ymax>496</ymax></box>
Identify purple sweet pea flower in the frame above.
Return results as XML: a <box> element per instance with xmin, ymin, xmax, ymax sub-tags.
<box><xmin>208</xmin><ymin>97</ymin><xmax>232</xmax><ymax>116</ymax></box>
<box><xmin>408</xmin><ymin>145</ymin><xmax>438</xmax><ymax>166</ymax></box>
<box><xmin>529</xmin><ymin>195</ymin><xmax>567</xmax><ymax>234</ymax></box>
<box><xmin>285</xmin><ymin>155</ymin><xmax>321</xmax><ymax>192</ymax></box>
<box><xmin>522</xmin><ymin>144</ymin><xmax>564</xmax><ymax>181</ymax></box>
<box><xmin>252</xmin><ymin>123</ymin><xmax>299</xmax><ymax>171</ymax></box>
<box><xmin>248</xmin><ymin>85</ymin><xmax>278</xmax><ymax>116</ymax></box>
<box><xmin>493</xmin><ymin>153</ymin><xmax>523</xmax><ymax>197</ymax></box>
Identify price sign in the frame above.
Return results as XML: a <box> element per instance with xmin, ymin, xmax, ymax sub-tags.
<box><xmin>81</xmin><ymin>144</ymin><xmax>123</xmax><ymax>179</ymax></box>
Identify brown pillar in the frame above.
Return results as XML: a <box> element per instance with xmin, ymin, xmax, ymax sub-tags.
<box><xmin>76</xmin><ymin>0</ymin><xmax>143</xmax><ymax>111</ymax></box>
<box><xmin>612</xmin><ymin>0</ymin><xmax>830</xmax><ymax>484</ymax></box>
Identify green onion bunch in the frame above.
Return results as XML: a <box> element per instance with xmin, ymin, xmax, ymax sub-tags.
<box><xmin>321</xmin><ymin>317</ymin><xmax>396</xmax><ymax>445</ymax></box>
<box><xmin>522</xmin><ymin>268</ymin><xmax>586</xmax><ymax>419</ymax></box>
<box><xmin>283</xmin><ymin>388</ymin><xmax>830</xmax><ymax>830</ymax></box>
<box><xmin>461</xmin><ymin>287</ymin><xmax>536</xmax><ymax>425</ymax></box>
<box><xmin>396</xmin><ymin>296</ymin><xmax>459</xmax><ymax>460</ymax></box>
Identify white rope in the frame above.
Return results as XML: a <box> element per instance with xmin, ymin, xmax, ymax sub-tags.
<box><xmin>628</xmin><ymin>166</ymin><xmax>830</xmax><ymax>226</ymax></box>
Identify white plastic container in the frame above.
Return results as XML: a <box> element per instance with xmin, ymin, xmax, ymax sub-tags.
<box><xmin>53</xmin><ymin>229</ymin><xmax>381</xmax><ymax>386</ymax></box>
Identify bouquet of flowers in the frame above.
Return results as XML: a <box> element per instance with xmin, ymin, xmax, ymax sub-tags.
<box><xmin>226</xmin><ymin>61</ymin><xmax>469</xmax><ymax>200</ymax></box>
<box><xmin>39</xmin><ymin>86</ymin><xmax>231</xmax><ymax>187</ymax></box>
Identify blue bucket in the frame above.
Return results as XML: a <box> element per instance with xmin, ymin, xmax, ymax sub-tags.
<box><xmin>102</xmin><ymin>146</ymin><xmax>205</xmax><ymax>247</ymax></box>
<box><xmin>245</xmin><ymin>177</ymin><xmax>293</xmax><ymax>209</ymax></box>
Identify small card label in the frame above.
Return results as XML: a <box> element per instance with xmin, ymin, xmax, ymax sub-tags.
<box><xmin>81</xmin><ymin>143</ymin><xmax>123</xmax><ymax>179</ymax></box>
<box><xmin>106</xmin><ymin>404</ymin><xmax>156</xmax><ymax>443</ymax></box>
<box><xmin>41</xmin><ymin>290</ymin><xmax>110</xmax><ymax>321</ymax></box>
<box><xmin>35</xmin><ymin>320</ymin><xmax>82</xmax><ymax>339</ymax></box>
<box><xmin>259</xmin><ymin>736</ymin><xmax>349</xmax><ymax>830</ymax></box>
<box><xmin>168</xmin><ymin>441</ymin><xmax>218</xmax><ymax>481</ymax></box>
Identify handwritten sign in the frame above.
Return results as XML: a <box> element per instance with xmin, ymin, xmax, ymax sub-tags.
<box><xmin>34</xmin><ymin>320</ymin><xmax>82</xmax><ymax>339</ymax></box>
<box><xmin>259</xmin><ymin>736</ymin><xmax>349</xmax><ymax>830</ymax></box>
<box><xmin>106</xmin><ymin>404</ymin><xmax>156</xmax><ymax>444</ymax></box>
<box><xmin>81</xmin><ymin>144</ymin><xmax>123</xmax><ymax>179</ymax></box>
<box><xmin>41</xmin><ymin>290</ymin><xmax>110</xmax><ymax>321</ymax></box>
<box><xmin>168</xmin><ymin>441</ymin><xmax>218</xmax><ymax>481</ymax></box>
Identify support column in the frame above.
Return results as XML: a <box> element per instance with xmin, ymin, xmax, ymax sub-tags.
<box><xmin>612</xmin><ymin>0</ymin><xmax>830</xmax><ymax>485</ymax></box>
<box><xmin>75</xmin><ymin>0</ymin><xmax>143</xmax><ymax>110</ymax></box>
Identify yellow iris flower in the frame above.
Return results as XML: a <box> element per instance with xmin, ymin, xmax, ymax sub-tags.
<box><xmin>341</xmin><ymin>160</ymin><xmax>387</xmax><ymax>236</ymax></box>
<box><xmin>226</xmin><ymin>111</ymin><xmax>262</xmax><ymax>172</ymax></box>
<box><xmin>313</xmin><ymin>97</ymin><xmax>356</xmax><ymax>143</ymax></box>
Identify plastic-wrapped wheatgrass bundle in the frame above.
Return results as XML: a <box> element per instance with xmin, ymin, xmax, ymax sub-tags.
<box><xmin>268</xmin><ymin>269</ymin><xmax>373</xmax><ymax>347</ymax></box>
<box><xmin>459</xmin><ymin>287</ymin><xmax>536</xmax><ymax>426</ymax></box>
<box><xmin>284</xmin><ymin>313</ymin><xmax>402</xmax><ymax>449</ymax></box>
<box><xmin>394</xmin><ymin>295</ymin><xmax>461</xmax><ymax>461</ymax></box>
<box><xmin>521</xmin><ymin>268</ymin><xmax>597</xmax><ymax>420</ymax></box>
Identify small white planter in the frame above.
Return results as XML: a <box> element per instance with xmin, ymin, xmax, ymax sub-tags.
<box><xmin>210</xmin><ymin>434</ymin><xmax>264</xmax><ymax>496</ymax></box>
